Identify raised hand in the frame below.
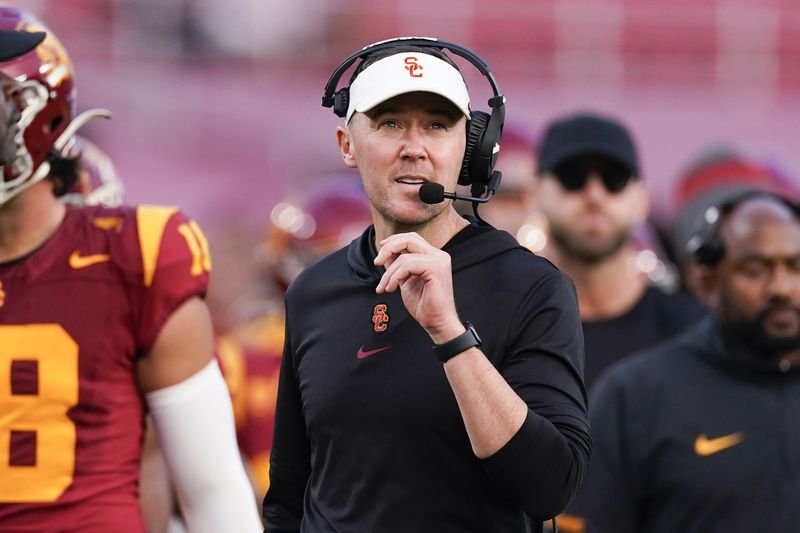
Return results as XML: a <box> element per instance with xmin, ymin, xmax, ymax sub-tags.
<box><xmin>373</xmin><ymin>232</ymin><xmax>465</xmax><ymax>343</ymax></box>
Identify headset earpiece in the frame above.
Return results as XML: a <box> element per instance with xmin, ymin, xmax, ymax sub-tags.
<box><xmin>688</xmin><ymin>189</ymin><xmax>800</xmax><ymax>267</ymax></box>
<box><xmin>460</xmin><ymin>111</ymin><xmax>490</xmax><ymax>186</ymax></box>
<box><xmin>688</xmin><ymin>230</ymin><xmax>725</xmax><ymax>267</ymax></box>
<box><xmin>333</xmin><ymin>88</ymin><xmax>349</xmax><ymax>118</ymax></box>
<box><xmin>462</xmin><ymin>99</ymin><xmax>505</xmax><ymax>195</ymax></box>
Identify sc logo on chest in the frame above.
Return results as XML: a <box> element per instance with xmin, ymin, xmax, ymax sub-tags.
<box><xmin>372</xmin><ymin>304</ymin><xmax>389</xmax><ymax>332</ymax></box>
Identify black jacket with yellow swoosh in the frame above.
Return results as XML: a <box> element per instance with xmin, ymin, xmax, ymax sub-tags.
<box><xmin>568</xmin><ymin>317</ymin><xmax>800</xmax><ymax>533</ymax></box>
<box><xmin>263</xmin><ymin>220</ymin><xmax>591</xmax><ymax>533</ymax></box>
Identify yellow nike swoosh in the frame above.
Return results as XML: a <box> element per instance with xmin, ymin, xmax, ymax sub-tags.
<box><xmin>69</xmin><ymin>251</ymin><xmax>111</xmax><ymax>269</ymax></box>
<box><xmin>694</xmin><ymin>432</ymin><xmax>744</xmax><ymax>456</ymax></box>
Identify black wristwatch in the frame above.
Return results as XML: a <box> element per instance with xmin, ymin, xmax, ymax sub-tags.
<box><xmin>432</xmin><ymin>321</ymin><xmax>482</xmax><ymax>363</ymax></box>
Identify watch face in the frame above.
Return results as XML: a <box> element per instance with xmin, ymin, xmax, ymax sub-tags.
<box><xmin>466</xmin><ymin>322</ymin><xmax>482</xmax><ymax>346</ymax></box>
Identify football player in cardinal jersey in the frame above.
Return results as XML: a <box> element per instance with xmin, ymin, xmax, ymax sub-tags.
<box><xmin>0</xmin><ymin>6</ymin><xmax>261</xmax><ymax>532</ymax></box>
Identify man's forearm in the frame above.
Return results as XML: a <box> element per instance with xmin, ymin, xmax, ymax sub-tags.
<box><xmin>443</xmin><ymin>346</ymin><xmax>529</xmax><ymax>458</ymax></box>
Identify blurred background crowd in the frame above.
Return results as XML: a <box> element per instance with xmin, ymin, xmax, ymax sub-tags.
<box><xmin>11</xmin><ymin>0</ymin><xmax>799</xmax><ymax>333</ymax></box>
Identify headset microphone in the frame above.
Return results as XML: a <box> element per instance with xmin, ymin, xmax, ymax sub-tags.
<box><xmin>418</xmin><ymin>171</ymin><xmax>502</xmax><ymax>225</ymax></box>
<box><xmin>418</xmin><ymin>183</ymin><xmax>449</xmax><ymax>204</ymax></box>
<box><xmin>418</xmin><ymin>181</ymin><xmax>496</xmax><ymax>205</ymax></box>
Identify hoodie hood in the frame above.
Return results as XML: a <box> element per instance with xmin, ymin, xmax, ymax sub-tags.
<box><xmin>346</xmin><ymin>219</ymin><xmax>527</xmax><ymax>285</ymax></box>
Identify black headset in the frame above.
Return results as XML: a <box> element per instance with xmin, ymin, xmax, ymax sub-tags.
<box><xmin>322</xmin><ymin>37</ymin><xmax>506</xmax><ymax>198</ymax></box>
<box><xmin>687</xmin><ymin>189</ymin><xmax>800</xmax><ymax>266</ymax></box>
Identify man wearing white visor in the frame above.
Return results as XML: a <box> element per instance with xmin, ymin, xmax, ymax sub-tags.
<box><xmin>264</xmin><ymin>39</ymin><xmax>590</xmax><ymax>533</ymax></box>
<box><xmin>343</xmin><ymin>51</ymin><xmax>471</xmax><ymax>124</ymax></box>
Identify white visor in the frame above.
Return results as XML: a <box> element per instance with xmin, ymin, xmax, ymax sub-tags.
<box><xmin>346</xmin><ymin>52</ymin><xmax>471</xmax><ymax>123</ymax></box>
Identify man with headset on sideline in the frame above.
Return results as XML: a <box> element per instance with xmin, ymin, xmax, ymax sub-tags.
<box><xmin>263</xmin><ymin>37</ymin><xmax>590</xmax><ymax>532</ymax></box>
<box><xmin>570</xmin><ymin>190</ymin><xmax>800</xmax><ymax>532</ymax></box>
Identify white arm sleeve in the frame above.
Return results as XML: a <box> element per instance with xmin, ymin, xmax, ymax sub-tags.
<box><xmin>146</xmin><ymin>360</ymin><xmax>262</xmax><ymax>533</ymax></box>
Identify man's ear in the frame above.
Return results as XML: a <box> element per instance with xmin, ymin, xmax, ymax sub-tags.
<box><xmin>629</xmin><ymin>180</ymin><xmax>651</xmax><ymax>226</ymax></box>
<box><xmin>695</xmin><ymin>263</ymin><xmax>721</xmax><ymax>310</ymax></box>
<box><xmin>337</xmin><ymin>126</ymin><xmax>357</xmax><ymax>168</ymax></box>
<box><xmin>522</xmin><ymin>174</ymin><xmax>540</xmax><ymax>212</ymax></box>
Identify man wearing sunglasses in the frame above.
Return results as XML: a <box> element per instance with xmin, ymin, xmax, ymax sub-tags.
<box><xmin>533</xmin><ymin>112</ymin><xmax>705</xmax><ymax>392</ymax></box>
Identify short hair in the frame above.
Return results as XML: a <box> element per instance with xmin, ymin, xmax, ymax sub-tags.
<box><xmin>48</xmin><ymin>150</ymin><xmax>80</xmax><ymax>198</ymax></box>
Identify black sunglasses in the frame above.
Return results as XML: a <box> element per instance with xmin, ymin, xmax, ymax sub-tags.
<box><xmin>553</xmin><ymin>156</ymin><xmax>634</xmax><ymax>194</ymax></box>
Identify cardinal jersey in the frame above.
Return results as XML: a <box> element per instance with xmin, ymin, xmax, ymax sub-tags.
<box><xmin>0</xmin><ymin>204</ymin><xmax>210</xmax><ymax>532</ymax></box>
<box><xmin>217</xmin><ymin>310</ymin><xmax>284</xmax><ymax>496</ymax></box>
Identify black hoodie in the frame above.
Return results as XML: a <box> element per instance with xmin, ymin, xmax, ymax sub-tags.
<box><xmin>263</xmin><ymin>221</ymin><xmax>591</xmax><ymax>533</ymax></box>
<box><xmin>570</xmin><ymin>317</ymin><xmax>800</xmax><ymax>533</ymax></box>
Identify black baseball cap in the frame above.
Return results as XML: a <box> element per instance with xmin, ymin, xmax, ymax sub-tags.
<box><xmin>537</xmin><ymin>112</ymin><xmax>639</xmax><ymax>177</ymax></box>
<box><xmin>0</xmin><ymin>29</ymin><xmax>45</xmax><ymax>62</ymax></box>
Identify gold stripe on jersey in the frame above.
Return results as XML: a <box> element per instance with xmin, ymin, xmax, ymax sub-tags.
<box><xmin>136</xmin><ymin>205</ymin><xmax>178</xmax><ymax>288</ymax></box>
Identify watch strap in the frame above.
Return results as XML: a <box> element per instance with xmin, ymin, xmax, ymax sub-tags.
<box><xmin>432</xmin><ymin>321</ymin><xmax>482</xmax><ymax>362</ymax></box>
